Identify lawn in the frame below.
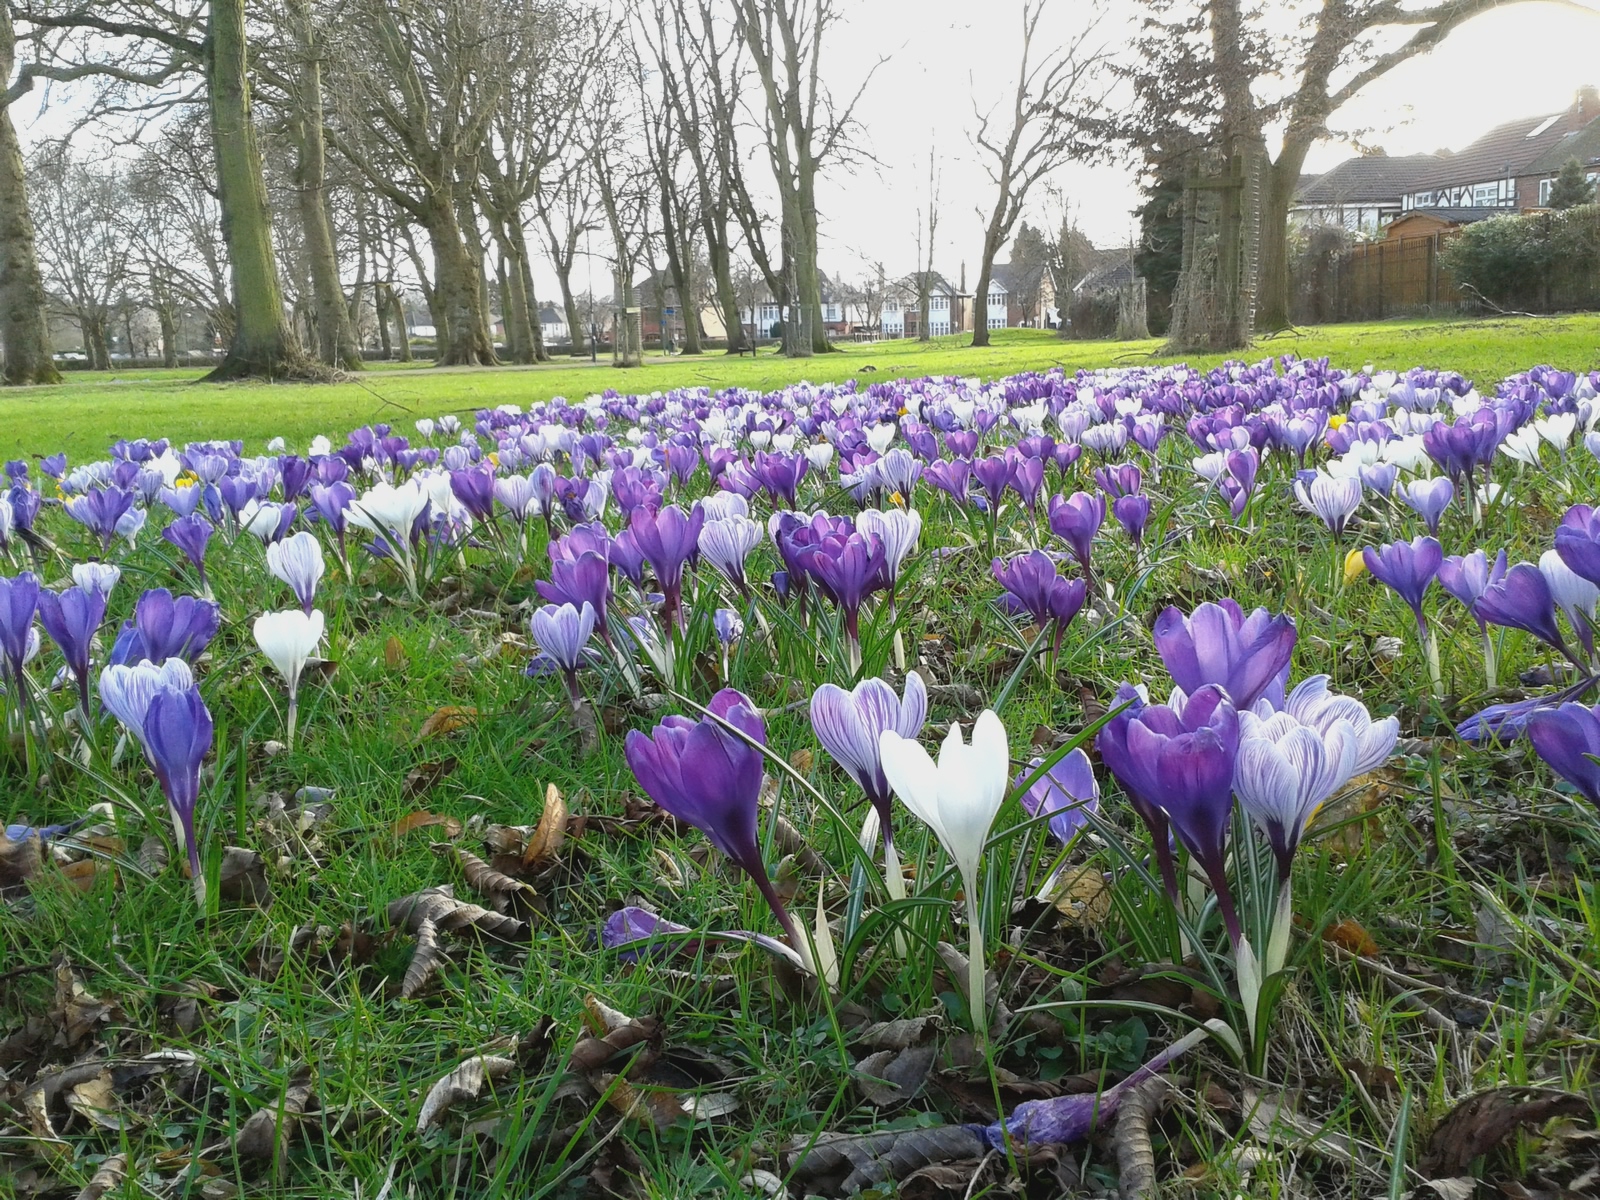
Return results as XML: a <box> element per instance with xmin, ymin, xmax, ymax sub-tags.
<box><xmin>3</xmin><ymin>334</ymin><xmax>1600</xmax><ymax>1198</ymax></box>
<box><xmin>4</xmin><ymin>315</ymin><xmax>1598</xmax><ymax>458</ymax></box>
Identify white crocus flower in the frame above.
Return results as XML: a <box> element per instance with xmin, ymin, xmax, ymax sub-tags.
<box><xmin>866</xmin><ymin>422</ymin><xmax>897</xmax><ymax>454</ymax></box>
<box><xmin>308</xmin><ymin>435</ymin><xmax>332</xmax><ymax>457</ymax></box>
<box><xmin>879</xmin><ymin>711</ymin><xmax>1009</xmax><ymax>1034</ymax></box>
<box><xmin>72</xmin><ymin>562</ymin><xmax>121</xmax><ymax>597</ymax></box>
<box><xmin>253</xmin><ymin>609</ymin><xmax>325</xmax><ymax>748</ymax></box>
<box><xmin>1534</xmin><ymin>412</ymin><xmax>1577</xmax><ymax>455</ymax></box>
<box><xmin>1498</xmin><ymin>425</ymin><xmax>1543</xmax><ymax>468</ymax></box>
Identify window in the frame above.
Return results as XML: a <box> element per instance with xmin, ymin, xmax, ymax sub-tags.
<box><xmin>988</xmin><ymin>317</ymin><xmax>1006</xmax><ymax>330</ymax></box>
<box><xmin>988</xmin><ymin>293</ymin><xmax>1004</xmax><ymax>308</ymax></box>
<box><xmin>1471</xmin><ymin>181</ymin><xmax>1504</xmax><ymax>207</ymax></box>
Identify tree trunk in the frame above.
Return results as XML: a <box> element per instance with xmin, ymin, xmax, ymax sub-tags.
<box><xmin>707</xmin><ymin>236</ymin><xmax>744</xmax><ymax>354</ymax></box>
<box><xmin>205</xmin><ymin>0</ymin><xmax>306</xmax><ymax>380</ymax></box>
<box><xmin>498</xmin><ymin>251</ymin><xmax>530</xmax><ymax>363</ymax></box>
<box><xmin>1254</xmin><ymin>148</ymin><xmax>1305</xmax><ymax>334</ymax></box>
<box><xmin>553</xmin><ymin>263</ymin><xmax>584</xmax><ymax>356</ymax></box>
<box><xmin>89</xmin><ymin>314</ymin><xmax>110</xmax><ymax>370</ymax></box>
<box><xmin>797</xmin><ymin>165</ymin><xmax>829</xmax><ymax>354</ymax></box>
<box><xmin>971</xmin><ymin>255</ymin><xmax>998</xmax><ymax>349</ymax></box>
<box><xmin>288</xmin><ymin>7</ymin><xmax>361</xmax><ymax>372</ymax></box>
<box><xmin>0</xmin><ymin>71</ymin><xmax>61</xmax><ymax>385</ymax></box>
<box><xmin>389</xmin><ymin>286</ymin><xmax>412</xmax><ymax>361</ymax></box>
<box><xmin>513</xmin><ymin>228</ymin><xmax>547</xmax><ymax>362</ymax></box>
<box><xmin>422</xmin><ymin>197</ymin><xmax>496</xmax><ymax>367</ymax></box>
<box><xmin>678</xmin><ymin>256</ymin><xmax>702</xmax><ymax>355</ymax></box>
<box><xmin>157</xmin><ymin>300</ymin><xmax>178</xmax><ymax>367</ymax></box>
<box><xmin>375</xmin><ymin>283</ymin><xmax>393</xmax><ymax>358</ymax></box>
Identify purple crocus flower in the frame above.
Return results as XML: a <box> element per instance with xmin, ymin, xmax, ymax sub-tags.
<box><xmin>991</xmin><ymin>551</ymin><xmax>1087</xmax><ymax>653</ymax></box>
<box><xmin>624</xmin><ymin>689</ymin><xmax>801</xmax><ymax>950</ymax></box>
<box><xmin>923</xmin><ymin>458</ymin><xmax>972</xmax><ymax>504</ymax></box>
<box><xmin>1398</xmin><ymin>477</ymin><xmax>1453</xmax><ymax>537</ymax></box>
<box><xmin>972</xmin><ymin>455</ymin><xmax>1013</xmax><ymax>511</ymax></box>
<box><xmin>1438</xmin><ymin>548</ymin><xmax>1507</xmax><ymax>619</ymax></box>
<box><xmin>142</xmin><ymin>683</ymin><xmax>213</xmax><ymax>901</ymax></box>
<box><xmin>1097</xmin><ymin>684</ymin><xmax>1242</xmax><ymax>941</ymax></box>
<box><xmin>0</xmin><ymin>572</ymin><xmax>40</xmax><ymax>685</ymax></box>
<box><xmin>36</xmin><ymin>586</ymin><xmax>108</xmax><ymax>714</ymax></box>
<box><xmin>112</xmin><ymin>589</ymin><xmax>221</xmax><ymax>666</ymax></box>
<box><xmin>809</xmin><ymin>672</ymin><xmax>928</xmax><ymax>847</ymax></box>
<box><xmin>63</xmin><ymin>486</ymin><xmax>135</xmax><ymax>554</ymax></box>
<box><xmin>161</xmin><ymin>515</ymin><xmax>215</xmax><ymax>595</ymax></box>
<box><xmin>1475</xmin><ymin>563</ymin><xmax>1572</xmax><ymax>659</ymax></box>
<box><xmin>1220</xmin><ymin>449</ymin><xmax>1259</xmax><ymax>519</ymax></box>
<box><xmin>1363</xmin><ymin>535</ymin><xmax>1442</xmax><ymax>637</ymax></box>
<box><xmin>1093</xmin><ymin>462</ymin><xmax>1142</xmax><ymax>501</ymax></box>
<box><xmin>752</xmin><ymin>451</ymin><xmax>808</xmax><ymax>508</ymax></box>
<box><xmin>1527</xmin><ymin>702</ymin><xmax>1600</xmax><ymax>806</ymax></box>
<box><xmin>1016</xmin><ymin>749</ymin><xmax>1099</xmax><ymax>845</ymax></box>
<box><xmin>1112</xmin><ymin>493</ymin><xmax>1150</xmax><ymax>546</ymax></box>
<box><xmin>448</xmin><ymin>464</ymin><xmax>498</xmax><ymax>523</ymax></box>
<box><xmin>629</xmin><ymin>503</ymin><xmax>705</xmax><ymax>634</ymax></box>
<box><xmin>797</xmin><ymin>530</ymin><xmax>888</xmax><ymax>659</ymax></box>
<box><xmin>1153</xmin><ymin>599</ymin><xmax>1296</xmax><ymax>711</ymax></box>
<box><xmin>1047</xmin><ymin>491</ymin><xmax>1105</xmax><ymax>574</ymax></box>
<box><xmin>159</xmin><ymin>482</ymin><xmax>206</xmax><ymax>518</ymax></box>
<box><xmin>537</xmin><ymin>551</ymin><xmax>611</xmax><ymax>641</ymax></box>
<box><xmin>1554</xmin><ymin>504</ymin><xmax>1600</xmax><ymax>587</ymax></box>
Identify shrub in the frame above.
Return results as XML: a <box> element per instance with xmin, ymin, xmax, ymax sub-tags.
<box><xmin>1442</xmin><ymin>206</ymin><xmax>1600</xmax><ymax>311</ymax></box>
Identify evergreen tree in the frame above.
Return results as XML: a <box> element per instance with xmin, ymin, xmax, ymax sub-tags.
<box><xmin>1548</xmin><ymin>157</ymin><xmax>1597</xmax><ymax>211</ymax></box>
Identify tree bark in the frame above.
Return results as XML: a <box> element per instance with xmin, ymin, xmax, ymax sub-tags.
<box><xmin>288</xmin><ymin>0</ymin><xmax>361</xmax><ymax>371</ymax></box>
<box><xmin>157</xmin><ymin>298</ymin><xmax>178</xmax><ymax>367</ymax></box>
<box><xmin>375</xmin><ymin>282</ymin><xmax>393</xmax><ymax>358</ymax></box>
<box><xmin>205</xmin><ymin>0</ymin><xmax>306</xmax><ymax>380</ymax></box>
<box><xmin>1254</xmin><ymin>150</ymin><xmax>1306</xmax><ymax>334</ymax></box>
<box><xmin>0</xmin><ymin>12</ymin><xmax>61</xmax><ymax>386</ymax></box>
<box><xmin>513</xmin><ymin>227</ymin><xmax>547</xmax><ymax>361</ymax></box>
<box><xmin>422</xmin><ymin>196</ymin><xmax>496</xmax><ymax>366</ymax></box>
<box><xmin>553</xmin><ymin>261</ymin><xmax>583</xmax><ymax>356</ymax></box>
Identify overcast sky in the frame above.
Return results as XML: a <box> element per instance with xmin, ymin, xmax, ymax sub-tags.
<box><xmin>13</xmin><ymin>0</ymin><xmax>1600</xmax><ymax>299</ymax></box>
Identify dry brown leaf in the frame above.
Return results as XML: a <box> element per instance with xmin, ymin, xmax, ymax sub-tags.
<box><xmin>483</xmin><ymin>824</ymin><xmax>534</xmax><ymax>856</ymax></box>
<box><xmin>594</xmin><ymin>1071</ymin><xmax>686</xmax><ymax>1129</ymax></box>
<box><xmin>523</xmin><ymin>783</ymin><xmax>567</xmax><ymax>867</ymax></box>
<box><xmin>1317</xmin><ymin>766</ymin><xmax>1407</xmax><ymax>856</ymax></box>
<box><xmin>66</xmin><ymin>1071</ymin><xmax>130</xmax><ymax>1131</ymax></box>
<box><xmin>218</xmin><ymin>847</ymin><xmax>273</xmax><ymax>908</ymax></box>
<box><xmin>50</xmin><ymin>963</ymin><xmax>117</xmax><ymax>1048</ymax></box>
<box><xmin>384</xmin><ymin>636</ymin><xmax>407</xmax><ymax>670</ymax></box>
<box><xmin>788</xmin><ymin>748</ymin><xmax>814</xmax><ymax>774</ymax></box>
<box><xmin>433</xmin><ymin>844</ymin><xmax>535</xmax><ymax>905</ymax></box>
<box><xmin>1051</xmin><ymin>864</ymin><xmax>1112</xmax><ymax>927</ymax></box>
<box><xmin>417</xmin><ymin>706</ymin><xmax>478</xmax><ymax>740</ymax></box>
<box><xmin>137</xmin><ymin>834</ymin><xmax>169</xmax><ymax>876</ymax></box>
<box><xmin>568</xmin><ymin>997</ymin><xmax>660</xmax><ymax>1074</ymax></box>
<box><xmin>234</xmin><ymin>1076</ymin><xmax>316</xmax><ymax>1165</ymax></box>
<box><xmin>851</xmin><ymin>1017</ymin><xmax>941</xmax><ymax>1051</ymax></box>
<box><xmin>402</xmin><ymin>758</ymin><xmax>458</xmax><ymax>800</ymax></box>
<box><xmin>1322</xmin><ymin>918</ymin><xmax>1379</xmax><ymax>958</ymax></box>
<box><xmin>74</xmin><ymin>1152</ymin><xmax>128</xmax><ymax>1200</ymax></box>
<box><xmin>393</xmin><ymin>810</ymin><xmax>463</xmax><ymax>839</ymax></box>
<box><xmin>59</xmin><ymin>859</ymin><xmax>111</xmax><ymax>893</ymax></box>
<box><xmin>854</xmin><ymin>1045</ymin><xmax>937</xmax><ymax>1107</ymax></box>
<box><xmin>1420</xmin><ymin>1088</ymin><xmax>1590</xmax><ymax>1178</ymax></box>
<box><xmin>401</xmin><ymin>917</ymin><xmax>445</xmax><ymax>998</ymax></box>
<box><xmin>1</xmin><ymin>826</ymin><xmax>45</xmax><ymax>889</ymax></box>
<box><xmin>385</xmin><ymin>885</ymin><xmax>528</xmax><ymax>941</ymax></box>
<box><xmin>416</xmin><ymin>1055</ymin><xmax>516</xmax><ymax>1133</ymax></box>
<box><xmin>22</xmin><ymin>1086</ymin><xmax>58</xmax><ymax>1141</ymax></box>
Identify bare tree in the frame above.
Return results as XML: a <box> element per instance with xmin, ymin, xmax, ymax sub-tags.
<box><xmin>969</xmin><ymin>0</ymin><xmax>1102</xmax><ymax>348</ymax></box>
<box><xmin>29</xmin><ymin>145</ymin><xmax>130</xmax><ymax>368</ymax></box>
<box><xmin>730</xmin><ymin>0</ymin><xmax>875</xmax><ymax>355</ymax></box>
<box><xmin>534</xmin><ymin>161</ymin><xmax>601</xmax><ymax>356</ymax></box>
<box><xmin>588</xmin><ymin>46</ymin><xmax>654</xmax><ymax>367</ymax></box>
<box><xmin>325</xmin><ymin>0</ymin><xmax>532</xmax><ymax>366</ymax></box>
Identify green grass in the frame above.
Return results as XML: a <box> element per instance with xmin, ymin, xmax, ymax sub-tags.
<box><xmin>4</xmin><ymin>315</ymin><xmax>1599</xmax><ymax>458</ymax></box>
<box><xmin>4</xmin><ymin>337</ymin><xmax>1600</xmax><ymax>1197</ymax></box>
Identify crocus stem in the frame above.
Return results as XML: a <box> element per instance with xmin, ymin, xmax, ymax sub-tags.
<box><xmin>1482</xmin><ymin>627</ymin><xmax>1498</xmax><ymax>691</ymax></box>
<box><xmin>1421</xmin><ymin>623</ymin><xmax>1443</xmax><ymax>699</ymax></box>
<box><xmin>965</xmin><ymin>885</ymin><xmax>986</xmax><ymax>1039</ymax></box>
<box><xmin>286</xmin><ymin>691</ymin><xmax>298</xmax><ymax>750</ymax></box>
<box><xmin>883</xmin><ymin>836</ymin><xmax>908</xmax><ymax>957</ymax></box>
<box><xmin>1265</xmin><ymin>878</ymin><xmax>1294</xmax><ymax>978</ymax></box>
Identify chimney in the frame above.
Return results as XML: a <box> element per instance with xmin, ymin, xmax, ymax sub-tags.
<box><xmin>960</xmin><ymin>261</ymin><xmax>966</xmax><ymax>293</ymax></box>
<box><xmin>1577</xmin><ymin>85</ymin><xmax>1600</xmax><ymax>127</ymax></box>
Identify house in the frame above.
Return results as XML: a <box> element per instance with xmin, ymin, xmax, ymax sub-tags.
<box><xmin>537</xmin><ymin>304</ymin><xmax>569</xmax><ymax>345</ymax></box>
<box><xmin>1402</xmin><ymin>86</ymin><xmax>1600</xmax><ymax>213</ymax></box>
<box><xmin>1292</xmin><ymin>154</ymin><xmax>1443</xmax><ymax>233</ymax></box>
<box><xmin>902</xmin><ymin>272</ymin><xmax>960</xmax><ymax>337</ymax></box>
<box><xmin>1381</xmin><ymin>209</ymin><xmax>1497</xmax><ymax>241</ymax></box>
<box><xmin>983</xmin><ymin>263</ymin><xmax>1054</xmax><ymax>331</ymax></box>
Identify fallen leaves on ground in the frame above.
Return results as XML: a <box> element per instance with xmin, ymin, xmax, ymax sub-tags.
<box><xmin>417</xmin><ymin>706</ymin><xmax>478</xmax><ymax>740</ymax></box>
<box><xmin>1420</xmin><ymin>1087</ymin><xmax>1591</xmax><ymax>1178</ymax></box>
<box><xmin>232</xmin><ymin>1073</ymin><xmax>318</xmax><ymax>1167</ymax></box>
<box><xmin>416</xmin><ymin>1055</ymin><xmax>515</xmax><ymax>1134</ymax></box>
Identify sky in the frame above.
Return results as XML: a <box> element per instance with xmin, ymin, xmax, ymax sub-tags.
<box><xmin>811</xmin><ymin>0</ymin><xmax>1600</xmax><ymax>285</ymax></box>
<box><xmin>12</xmin><ymin>0</ymin><xmax>1600</xmax><ymax>301</ymax></box>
